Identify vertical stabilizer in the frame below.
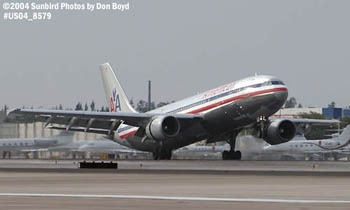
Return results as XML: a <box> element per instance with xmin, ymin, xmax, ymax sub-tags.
<box><xmin>100</xmin><ymin>63</ymin><xmax>137</xmax><ymax>113</ymax></box>
<box><xmin>337</xmin><ymin>125</ymin><xmax>350</xmax><ymax>142</ymax></box>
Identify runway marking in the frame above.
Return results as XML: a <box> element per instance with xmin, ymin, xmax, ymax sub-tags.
<box><xmin>0</xmin><ymin>193</ymin><xmax>350</xmax><ymax>204</ymax></box>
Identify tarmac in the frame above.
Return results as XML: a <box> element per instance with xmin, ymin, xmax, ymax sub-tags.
<box><xmin>0</xmin><ymin>159</ymin><xmax>350</xmax><ymax>210</ymax></box>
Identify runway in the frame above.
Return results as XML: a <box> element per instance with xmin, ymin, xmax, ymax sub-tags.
<box><xmin>1</xmin><ymin>159</ymin><xmax>350</xmax><ymax>171</ymax></box>
<box><xmin>0</xmin><ymin>160</ymin><xmax>350</xmax><ymax>209</ymax></box>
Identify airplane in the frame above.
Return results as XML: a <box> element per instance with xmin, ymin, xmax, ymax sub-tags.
<box><xmin>176</xmin><ymin>144</ymin><xmax>228</xmax><ymax>153</ymax></box>
<box><xmin>174</xmin><ymin>123</ymin><xmax>342</xmax><ymax>160</ymax></box>
<box><xmin>0</xmin><ymin>131</ymin><xmax>73</xmax><ymax>159</ymax></box>
<box><xmin>8</xmin><ymin>63</ymin><xmax>337</xmax><ymax>160</ymax></box>
<box><xmin>263</xmin><ymin>125</ymin><xmax>350</xmax><ymax>160</ymax></box>
<box><xmin>173</xmin><ymin>131</ymin><xmax>327</xmax><ymax>160</ymax></box>
<box><xmin>49</xmin><ymin>138</ymin><xmax>142</xmax><ymax>155</ymax></box>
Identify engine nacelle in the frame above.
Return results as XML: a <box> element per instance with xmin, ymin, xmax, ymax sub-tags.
<box><xmin>263</xmin><ymin>119</ymin><xmax>296</xmax><ymax>145</ymax></box>
<box><xmin>145</xmin><ymin>115</ymin><xmax>180</xmax><ymax>140</ymax></box>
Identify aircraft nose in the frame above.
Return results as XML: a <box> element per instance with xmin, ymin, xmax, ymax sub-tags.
<box><xmin>274</xmin><ymin>88</ymin><xmax>288</xmax><ymax>103</ymax></box>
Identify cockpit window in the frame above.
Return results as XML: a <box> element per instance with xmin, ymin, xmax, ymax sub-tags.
<box><xmin>250</xmin><ymin>80</ymin><xmax>284</xmax><ymax>89</ymax></box>
<box><xmin>262</xmin><ymin>81</ymin><xmax>271</xmax><ymax>86</ymax></box>
<box><xmin>271</xmin><ymin>80</ymin><xmax>284</xmax><ymax>85</ymax></box>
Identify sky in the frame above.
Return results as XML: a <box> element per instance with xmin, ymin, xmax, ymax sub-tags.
<box><xmin>1</xmin><ymin>0</ymin><xmax>349</xmax><ymax>109</ymax></box>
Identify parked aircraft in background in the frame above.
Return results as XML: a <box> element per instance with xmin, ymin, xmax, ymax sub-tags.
<box><xmin>176</xmin><ymin>126</ymin><xmax>344</xmax><ymax>160</ymax></box>
<box><xmin>263</xmin><ymin>125</ymin><xmax>350</xmax><ymax>160</ymax></box>
<box><xmin>8</xmin><ymin>63</ymin><xmax>337</xmax><ymax>160</ymax></box>
<box><xmin>49</xmin><ymin>138</ymin><xmax>142</xmax><ymax>156</ymax></box>
<box><xmin>176</xmin><ymin>144</ymin><xmax>228</xmax><ymax>153</ymax></box>
<box><xmin>0</xmin><ymin>131</ymin><xmax>73</xmax><ymax>158</ymax></box>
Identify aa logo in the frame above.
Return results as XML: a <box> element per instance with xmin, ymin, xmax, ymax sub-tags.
<box><xmin>110</xmin><ymin>88</ymin><xmax>121</xmax><ymax>112</ymax></box>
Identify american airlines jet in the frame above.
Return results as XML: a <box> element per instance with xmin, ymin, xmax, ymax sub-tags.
<box><xmin>9</xmin><ymin>63</ymin><xmax>334</xmax><ymax>160</ymax></box>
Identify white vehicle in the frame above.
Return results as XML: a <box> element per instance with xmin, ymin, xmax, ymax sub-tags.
<box><xmin>8</xmin><ymin>63</ymin><xmax>337</xmax><ymax>160</ymax></box>
<box><xmin>264</xmin><ymin>125</ymin><xmax>350</xmax><ymax>160</ymax></box>
<box><xmin>0</xmin><ymin>131</ymin><xmax>73</xmax><ymax>158</ymax></box>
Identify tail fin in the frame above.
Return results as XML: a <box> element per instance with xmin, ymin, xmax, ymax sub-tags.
<box><xmin>56</xmin><ymin>131</ymin><xmax>74</xmax><ymax>138</ymax></box>
<box><xmin>337</xmin><ymin>125</ymin><xmax>350</xmax><ymax>142</ymax></box>
<box><xmin>99</xmin><ymin>63</ymin><xmax>137</xmax><ymax>113</ymax></box>
<box><xmin>54</xmin><ymin>131</ymin><xmax>74</xmax><ymax>144</ymax></box>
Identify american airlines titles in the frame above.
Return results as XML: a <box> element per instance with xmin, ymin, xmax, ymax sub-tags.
<box><xmin>203</xmin><ymin>82</ymin><xmax>236</xmax><ymax>98</ymax></box>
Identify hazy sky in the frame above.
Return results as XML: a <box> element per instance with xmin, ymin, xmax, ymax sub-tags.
<box><xmin>1</xmin><ymin>0</ymin><xmax>349</xmax><ymax>109</ymax></box>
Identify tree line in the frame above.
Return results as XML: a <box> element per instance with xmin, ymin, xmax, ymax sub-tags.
<box><xmin>284</xmin><ymin>96</ymin><xmax>339</xmax><ymax>109</ymax></box>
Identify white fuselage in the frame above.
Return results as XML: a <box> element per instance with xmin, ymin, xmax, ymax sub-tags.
<box><xmin>176</xmin><ymin>144</ymin><xmax>229</xmax><ymax>153</ymax></box>
<box><xmin>0</xmin><ymin>135</ymin><xmax>72</xmax><ymax>152</ymax></box>
<box><xmin>115</xmin><ymin>75</ymin><xmax>288</xmax><ymax>149</ymax></box>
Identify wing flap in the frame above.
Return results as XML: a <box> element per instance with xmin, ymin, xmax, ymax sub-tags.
<box><xmin>47</xmin><ymin>126</ymin><xmax>111</xmax><ymax>135</ymax></box>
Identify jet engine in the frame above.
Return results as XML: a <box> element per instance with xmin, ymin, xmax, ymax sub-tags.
<box><xmin>145</xmin><ymin>115</ymin><xmax>180</xmax><ymax>140</ymax></box>
<box><xmin>263</xmin><ymin>119</ymin><xmax>296</xmax><ymax>145</ymax></box>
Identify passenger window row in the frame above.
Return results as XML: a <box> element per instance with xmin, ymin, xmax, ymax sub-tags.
<box><xmin>2</xmin><ymin>142</ymin><xmax>29</xmax><ymax>146</ymax></box>
<box><xmin>167</xmin><ymin>80</ymin><xmax>284</xmax><ymax>114</ymax></box>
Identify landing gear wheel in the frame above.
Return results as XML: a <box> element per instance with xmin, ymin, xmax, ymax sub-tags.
<box><xmin>234</xmin><ymin>151</ymin><xmax>242</xmax><ymax>160</ymax></box>
<box><xmin>222</xmin><ymin>150</ymin><xmax>241</xmax><ymax>160</ymax></box>
<box><xmin>222</xmin><ymin>151</ymin><xmax>230</xmax><ymax>160</ymax></box>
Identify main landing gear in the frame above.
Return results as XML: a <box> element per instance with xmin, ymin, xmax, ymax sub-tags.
<box><xmin>222</xmin><ymin>132</ymin><xmax>241</xmax><ymax>160</ymax></box>
<box><xmin>153</xmin><ymin>145</ymin><xmax>172</xmax><ymax>160</ymax></box>
<box><xmin>2</xmin><ymin>151</ymin><xmax>11</xmax><ymax>159</ymax></box>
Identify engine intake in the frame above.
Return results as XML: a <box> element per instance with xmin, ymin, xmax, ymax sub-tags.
<box><xmin>263</xmin><ymin>119</ymin><xmax>296</xmax><ymax>145</ymax></box>
<box><xmin>145</xmin><ymin>115</ymin><xmax>180</xmax><ymax>140</ymax></box>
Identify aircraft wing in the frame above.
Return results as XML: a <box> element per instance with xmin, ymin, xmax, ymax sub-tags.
<box><xmin>8</xmin><ymin>108</ymin><xmax>203</xmax><ymax>135</ymax></box>
<box><xmin>286</xmin><ymin>118</ymin><xmax>339</xmax><ymax>125</ymax></box>
<box><xmin>285</xmin><ymin>118</ymin><xmax>339</xmax><ymax>134</ymax></box>
<box><xmin>270</xmin><ymin>118</ymin><xmax>339</xmax><ymax>135</ymax></box>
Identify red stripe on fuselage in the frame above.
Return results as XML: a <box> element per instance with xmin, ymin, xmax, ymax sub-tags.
<box><xmin>188</xmin><ymin>87</ymin><xmax>287</xmax><ymax>114</ymax></box>
<box><xmin>119</xmin><ymin>87</ymin><xmax>287</xmax><ymax>139</ymax></box>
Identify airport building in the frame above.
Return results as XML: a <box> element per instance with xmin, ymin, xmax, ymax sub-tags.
<box><xmin>0</xmin><ymin>107</ymin><xmax>100</xmax><ymax>140</ymax></box>
<box><xmin>343</xmin><ymin>109</ymin><xmax>350</xmax><ymax>118</ymax></box>
<box><xmin>274</xmin><ymin>107</ymin><xmax>350</xmax><ymax>119</ymax></box>
<box><xmin>0</xmin><ymin>121</ymin><xmax>100</xmax><ymax>140</ymax></box>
